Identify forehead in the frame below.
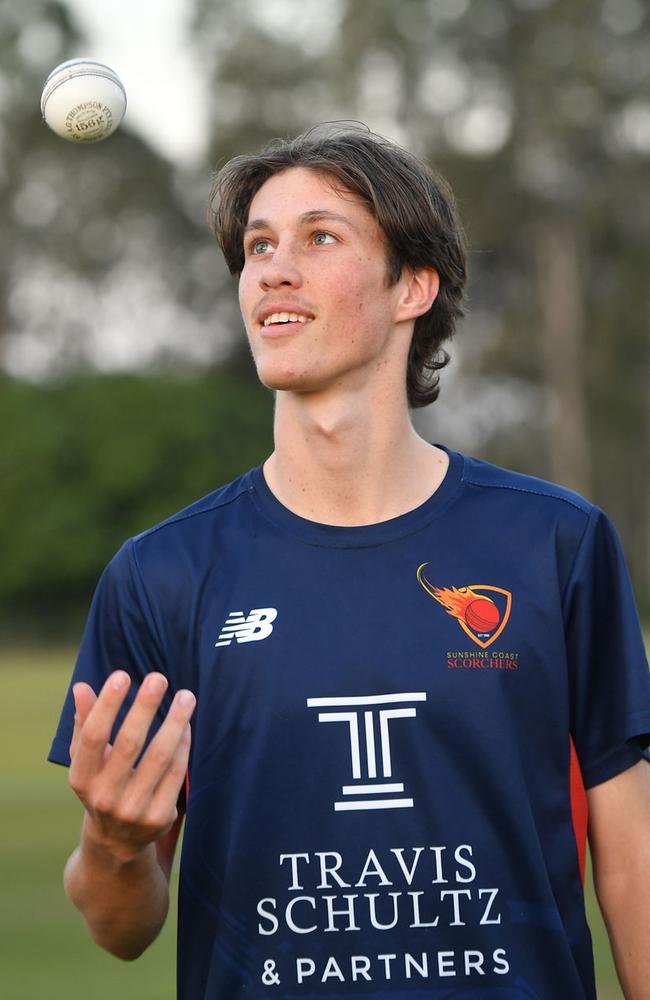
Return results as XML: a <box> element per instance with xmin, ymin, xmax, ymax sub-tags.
<box><xmin>246</xmin><ymin>166</ymin><xmax>375</xmax><ymax>227</ymax></box>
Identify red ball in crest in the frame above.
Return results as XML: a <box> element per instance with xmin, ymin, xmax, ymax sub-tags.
<box><xmin>465</xmin><ymin>598</ymin><xmax>500</xmax><ymax>633</ymax></box>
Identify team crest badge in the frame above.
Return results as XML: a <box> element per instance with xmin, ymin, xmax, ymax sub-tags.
<box><xmin>417</xmin><ymin>563</ymin><xmax>512</xmax><ymax>649</ymax></box>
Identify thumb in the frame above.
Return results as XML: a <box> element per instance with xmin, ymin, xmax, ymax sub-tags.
<box><xmin>69</xmin><ymin>682</ymin><xmax>97</xmax><ymax>760</ymax></box>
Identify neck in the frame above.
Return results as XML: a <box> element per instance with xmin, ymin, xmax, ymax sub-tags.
<box><xmin>263</xmin><ymin>385</ymin><xmax>448</xmax><ymax>526</ymax></box>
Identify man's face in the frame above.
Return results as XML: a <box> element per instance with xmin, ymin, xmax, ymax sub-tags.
<box><xmin>238</xmin><ymin>166</ymin><xmax>409</xmax><ymax>397</ymax></box>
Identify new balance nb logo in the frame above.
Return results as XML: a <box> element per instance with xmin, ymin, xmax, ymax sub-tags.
<box><xmin>215</xmin><ymin>608</ymin><xmax>277</xmax><ymax>647</ymax></box>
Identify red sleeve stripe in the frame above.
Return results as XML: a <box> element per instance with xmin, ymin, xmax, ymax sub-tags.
<box><xmin>569</xmin><ymin>737</ymin><xmax>588</xmax><ymax>884</ymax></box>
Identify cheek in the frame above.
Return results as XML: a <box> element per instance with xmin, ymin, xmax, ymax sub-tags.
<box><xmin>237</xmin><ymin>275</ymin><xmax>257</xmax><ymax>336</ymax></box>
<box><xmin>237</xmin><ymin>274</ymin><xmax>248</xmax><ymax>311</ymax></box>
<box><xmin>326</xmin><ymin>257</ymin><xmax>387</xmax><ymax>313</ymax></box>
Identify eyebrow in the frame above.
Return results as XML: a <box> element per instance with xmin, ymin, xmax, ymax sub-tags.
<box><xmin>243</xmin><ymin>209</ymin><xmax>360</xmax><ymax>236</ymax></box>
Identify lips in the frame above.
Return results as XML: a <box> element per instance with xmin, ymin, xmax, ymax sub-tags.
<box><xmin>263</xmin><ymin>311</ymin><xmax>311</xmax><ymax>327</ymax></box>
<box><xmin>257</xmin><ymin>303</ymin><xmax>315</xmax><ymax>328</ymax></box>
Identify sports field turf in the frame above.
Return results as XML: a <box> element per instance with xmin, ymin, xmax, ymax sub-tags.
<box><xmin>1</xmin><ymin>646</ymin><xmax>625</xmax><ymax>999</ymax></box>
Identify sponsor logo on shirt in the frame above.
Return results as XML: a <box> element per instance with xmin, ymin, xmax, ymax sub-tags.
<box><xmin>215</xmin><ymin>607</ymin><xmax>277</xmax><ymax>647</ymax></box>
<box><xmin>417</xmin><ymin>565</ymin><xmax>515</xmax><ymax>658</ymax></box>
<box><xmin>307</xmin><ymin>692</ymin><xmax>426</xmax><ymax>811</ymax></box>
<box><xmin>256</xmin><ymin>842</ymin><xmax>510</xmax><ymax>987</ymax></box>
<box><xmin>253</xmin><ymin>692</ymin><xmax>514</xmax><ymax>988</ymax></box>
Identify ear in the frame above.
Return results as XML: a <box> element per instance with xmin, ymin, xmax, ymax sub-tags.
<box><xmin>395</xmin><ymin>267</ymin><xmax>440</xmax><ymax>323</ymax></box>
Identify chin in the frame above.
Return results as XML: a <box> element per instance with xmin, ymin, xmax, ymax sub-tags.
<box><xmin>255</xmin><ymin>360</ymin><xmax>323</xmax><ymax>394</ymax></box>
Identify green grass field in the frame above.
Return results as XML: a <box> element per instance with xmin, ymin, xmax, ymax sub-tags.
<box><xmin>0</xmin><ymin>649</ymin><xmax>177</xmax><ymax>1000</ymax></box>
<box><xmin>1</xmin><ymin>647</ymin><xmax>624</xmax><ymax>999</ymax></box>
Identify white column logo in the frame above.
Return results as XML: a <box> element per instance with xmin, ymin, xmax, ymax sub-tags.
<box><xmin>306</xmin><ymin>692</ymin><xmax>427</xmax><ymax>811</ymax></box>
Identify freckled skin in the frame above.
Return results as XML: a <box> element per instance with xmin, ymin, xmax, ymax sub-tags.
<box><xmin>238</xmin><ymin>168</ymin><xmax>409</xmax><ymax>397</ymax></box>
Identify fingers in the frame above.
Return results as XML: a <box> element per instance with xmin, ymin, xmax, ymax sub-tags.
<box><xmin>124</xmin><ymin>691</ymin><xmax>196</xmax><ymax>809</ymax></box>
<box><xmin>100</xmin><ymin>673</ymin><xmax>172</xmax><ymax>794</ymax></box>
<box><xmin>68</xmin><ymin>671</ymin><xmax>196</xmax><ymax>857</ymax></box>
<box><xmin>70</xmin><ymin>682</ymin><xmax>98</xmax><ymax>760</ymax></box>
<box><xmin>69</xmin><ymin>670</ymin><xmax>133</xmax><ymax>789</ymax></box>
<box><xmin>137</xmin><ymin>719</ymin><xmax>192</xmax><ymax>831</ymax></box>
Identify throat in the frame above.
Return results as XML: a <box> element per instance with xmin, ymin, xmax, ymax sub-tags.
<box><xmin>264</xmin><ymin>438</ymin><xmax>448</xmax><ymax>527</ymax></box>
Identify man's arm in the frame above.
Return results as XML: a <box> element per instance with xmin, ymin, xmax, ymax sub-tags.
<box><xmin>63</xmin><ymin>671</ymin><xmax>195</xmax><ymax>960</ymax></box>
<box><xmin>588</xmin><ymin>758</ymin><xmax>650</xmax><ymax>999</ymax></box>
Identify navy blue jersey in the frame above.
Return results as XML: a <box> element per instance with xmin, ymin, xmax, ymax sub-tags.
<box><xmin>50</xmin><ymin>448</ymin><xmax>650</xmax><ymax>999</ymax></box>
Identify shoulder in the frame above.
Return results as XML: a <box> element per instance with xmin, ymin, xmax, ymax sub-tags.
<box><xmin>107</xmin><ymin>468</ymin><xmax>258</xmax><ymax>587</ymax></box>
<box><xmin>455</xmin><ymin>450</ymin><xmax>599</xmax><ymax>538</ymax></box>
<box><xmin>458</xmin><ymin>451</ymin><xmax>593</xmax><ymax>518</ymax></box>
<box><xmin>133</xmin><ymin>469</ymin><xmax>256</xmax><ymax>545</ymax></box>
<box><xmin>452</xmin><ymin>450</ymin><xmax>610</xmax><ymax>572</ymax></box>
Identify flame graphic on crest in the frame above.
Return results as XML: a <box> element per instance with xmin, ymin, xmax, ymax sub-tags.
<box><xmin>426</xmin><ymin>584</ymin><xmax>494</xmax><ymax>620</ymax></box>
<box><xmin>417</xmin><ymin>564</ymin><xmax>513</xmax><ymax>649</ymax></box>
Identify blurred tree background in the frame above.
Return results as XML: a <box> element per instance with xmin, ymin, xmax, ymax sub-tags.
<box><xmin>1</xmin><ymin>0</ymin><xmax>649</xmax><ymax>641</ymax></box>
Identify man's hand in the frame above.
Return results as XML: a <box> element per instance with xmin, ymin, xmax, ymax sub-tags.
<box><xmin>69</xmin><ymin>670</ymin><xmax>196</xmax><ymax>865</ymax></box>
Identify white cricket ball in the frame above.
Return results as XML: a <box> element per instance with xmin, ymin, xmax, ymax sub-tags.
<box><xmin>41</xmin><ymin>58</ymin><xmax>127</xmax><ymax>143</ymax></box>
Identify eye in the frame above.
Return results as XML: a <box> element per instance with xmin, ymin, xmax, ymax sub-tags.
<box><xmin>248</xmin><ymin>238</ymin><xmax>272</xmax><ymax>256</ymax></box>
<box><xmin>312</xmin><ymin>231</ymin><xmax>336</xmax><ymax>246</ymax></box>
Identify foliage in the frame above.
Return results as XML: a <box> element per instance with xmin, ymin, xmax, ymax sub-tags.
<box><xmin>0</xmin><ymin>373</ymin><xmax>273</xmax><ymax>635</ymax></box>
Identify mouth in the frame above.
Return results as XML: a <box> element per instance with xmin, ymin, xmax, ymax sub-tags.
<box><xmin>258</xmin><ymin>310</ymin><xmax>315</xmax><ymax>337</ymax></box>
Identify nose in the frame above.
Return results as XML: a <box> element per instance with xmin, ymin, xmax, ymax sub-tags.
<box><xmin>259</xmin><ymin>242</ymin><xmax>302</xmax><ymax>290</ymax></box>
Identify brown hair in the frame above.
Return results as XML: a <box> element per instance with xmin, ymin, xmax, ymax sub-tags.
<box><xmin>208</xmin><ymin>123</ymin><xmax>467</xmax><ymax>407</ymax></box>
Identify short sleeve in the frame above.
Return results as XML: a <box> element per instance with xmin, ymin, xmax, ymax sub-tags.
<box><xmin>564</xmin><ymin>508</ymin><xmax>650</xmax><ymax>788</ymax></box>
<box><xmin>48</xmin><ymin>539</ymin><xmax>174</xmax><ymax>767</ymax></box>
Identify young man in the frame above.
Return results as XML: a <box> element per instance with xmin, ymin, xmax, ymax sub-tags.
<box><xmin>50</xmin><ymin>125</ymin><xmax>650</xmax><ymax>999</ymax></box>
